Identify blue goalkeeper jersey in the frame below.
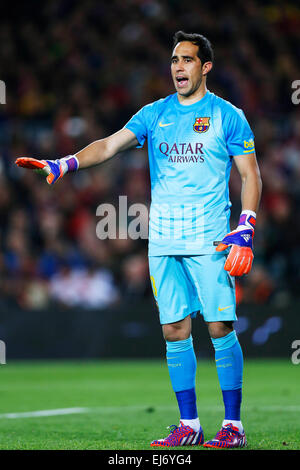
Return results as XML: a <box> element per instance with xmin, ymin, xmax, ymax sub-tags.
<box><xmin>125</xmin><ymin>90</ymin><xmax>255</xmax><ymax>256</ymax></box>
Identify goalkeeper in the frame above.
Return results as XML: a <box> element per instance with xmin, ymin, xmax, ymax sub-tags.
<box><xmin>16</xmin><ymin>31</ymin><xmax>262</xmax><ymax>448</ymax></box>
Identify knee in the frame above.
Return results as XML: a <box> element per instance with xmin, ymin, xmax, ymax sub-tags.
<box><xmin>163</xmin><ymin>325</ymin><xmax>189</xmax><ymax>342</ymax></box>
<box><xmin>163</xmin><ymin>317</ymin><xmax>191</xmax><ymax>342</ymax></box>
<box><xmin>207</xmin><ymin>321</ymin><xmax>233</xmax><ymax>339</ymax></box>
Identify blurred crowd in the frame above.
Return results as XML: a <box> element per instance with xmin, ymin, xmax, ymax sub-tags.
<box><xmin>0</xmin><ymin>0</ymin><xmax>300</xmax><ymax>310</ymax></box>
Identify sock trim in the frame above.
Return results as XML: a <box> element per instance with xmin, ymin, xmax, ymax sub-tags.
<box><xmin>210</xmin><ymin>330</ymin><xmax>237</xmax><ymax>351</ymax></box>
<box><xmin>166</xmin><ymin>335</ymin><xmax>193</xmax><ymax>353</ymax></box>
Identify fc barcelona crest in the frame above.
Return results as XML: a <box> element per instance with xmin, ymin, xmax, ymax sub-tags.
<box><xmin>193</xmin><ymin>117</ymin><xmax>210</xmax><ymax>133</ymax></box>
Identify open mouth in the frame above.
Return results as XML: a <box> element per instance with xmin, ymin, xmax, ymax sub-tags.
<box><xmin>176</xmin><ymin>76</ymin><xmax>189</xmax><ymax>88</ymax></box>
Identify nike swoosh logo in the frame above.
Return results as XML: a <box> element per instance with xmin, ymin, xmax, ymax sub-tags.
<box><xmin>159</xmin><ymin>121</ymin><xmax>174</xmax><ymax>127</ymax></box>
<box><xmin>218</xmin><ymin>305</ymin><xmax>233</xmax><ymax>311</ymax></box>
<box><xmin>215</xmin><ymin>356</ymin><xmax>231</xmax><ymax>362</ymax></box>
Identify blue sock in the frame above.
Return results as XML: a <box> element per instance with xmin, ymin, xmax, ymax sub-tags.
<box><xmin>211</xmin><ymin>331</ymin><xmax>243</xmax><ymax>421</ymax></box>
<box><xmin>166</xmin><ymin>336</ymin><xmax>198</xmax><ymax>419</ymax></box>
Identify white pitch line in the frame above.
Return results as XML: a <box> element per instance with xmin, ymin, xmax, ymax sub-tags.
<box><xmin>0</xmin><ymin>407</ymin><xmax>89</xmax><ymax>419</ymax></box>
<box><xmin>0</xmin><ymin>404</ymin><xmax>300</xmax><ymax>420</ymax></box>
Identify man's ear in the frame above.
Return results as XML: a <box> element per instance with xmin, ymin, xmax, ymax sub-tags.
<box><xmin>202</xmin><ymin>61</ymin><xmax>213</xmax><ymax>76</ymax></box>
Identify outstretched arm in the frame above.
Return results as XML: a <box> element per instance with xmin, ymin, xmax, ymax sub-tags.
<box><xmin>15</xmin><ymin>128</ymin><xmax>139</xmax><ymax>184</ymax></box>
<box><xmin>74</xmin><ymin>128</ymin><xmax>139</xmax><ymax>168</ymax></box>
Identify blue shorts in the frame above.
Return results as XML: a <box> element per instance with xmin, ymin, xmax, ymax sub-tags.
<box><xmin>149</xmin><ymin>254</ymin><xmax>236</xmax><ymax>325</ymax></box>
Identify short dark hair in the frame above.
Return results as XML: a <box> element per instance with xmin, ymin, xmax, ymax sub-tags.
<box><xmin>173</xmin><ymin>31</ymin><xmax>214</xmax><ymax>64</ymax></box>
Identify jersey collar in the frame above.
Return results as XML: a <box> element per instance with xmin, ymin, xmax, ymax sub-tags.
<box><xmin>173</xmin><ymin>90</ymin><xmax>211</xmax><ymax>112</ymax></box>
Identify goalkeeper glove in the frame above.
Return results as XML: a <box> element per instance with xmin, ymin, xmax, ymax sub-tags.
<box><xmin>216</xmin><ymin>210</ymin><xmax>256</xmax><ymax>276</ymax></box>
<box><xmin>15</xmin><ymin>155</ymin><xmax>79</xmax><ymax>185</ymax></box>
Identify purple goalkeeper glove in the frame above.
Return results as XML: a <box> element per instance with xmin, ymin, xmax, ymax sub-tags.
<box><xmin>216</xmin><ymin>210</ymin><xmax>256</xmax><ymax>276</ymax></box>
<box><xmin>15</xmin><ymin>155</ymin><xmax>79</xmax><ymax>185</ymax></box>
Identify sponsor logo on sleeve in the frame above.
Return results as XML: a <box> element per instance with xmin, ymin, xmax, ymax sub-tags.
<box><xmin>243</xmin><ymin>139</ymin><xmax>255</xmax><ymax>153</ymax></box>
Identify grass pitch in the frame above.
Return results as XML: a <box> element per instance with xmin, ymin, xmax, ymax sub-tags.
<box><xmin>0</xmin><ymin>359</ymin><xmax>299</xmax><ymax>450</ymax></box>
